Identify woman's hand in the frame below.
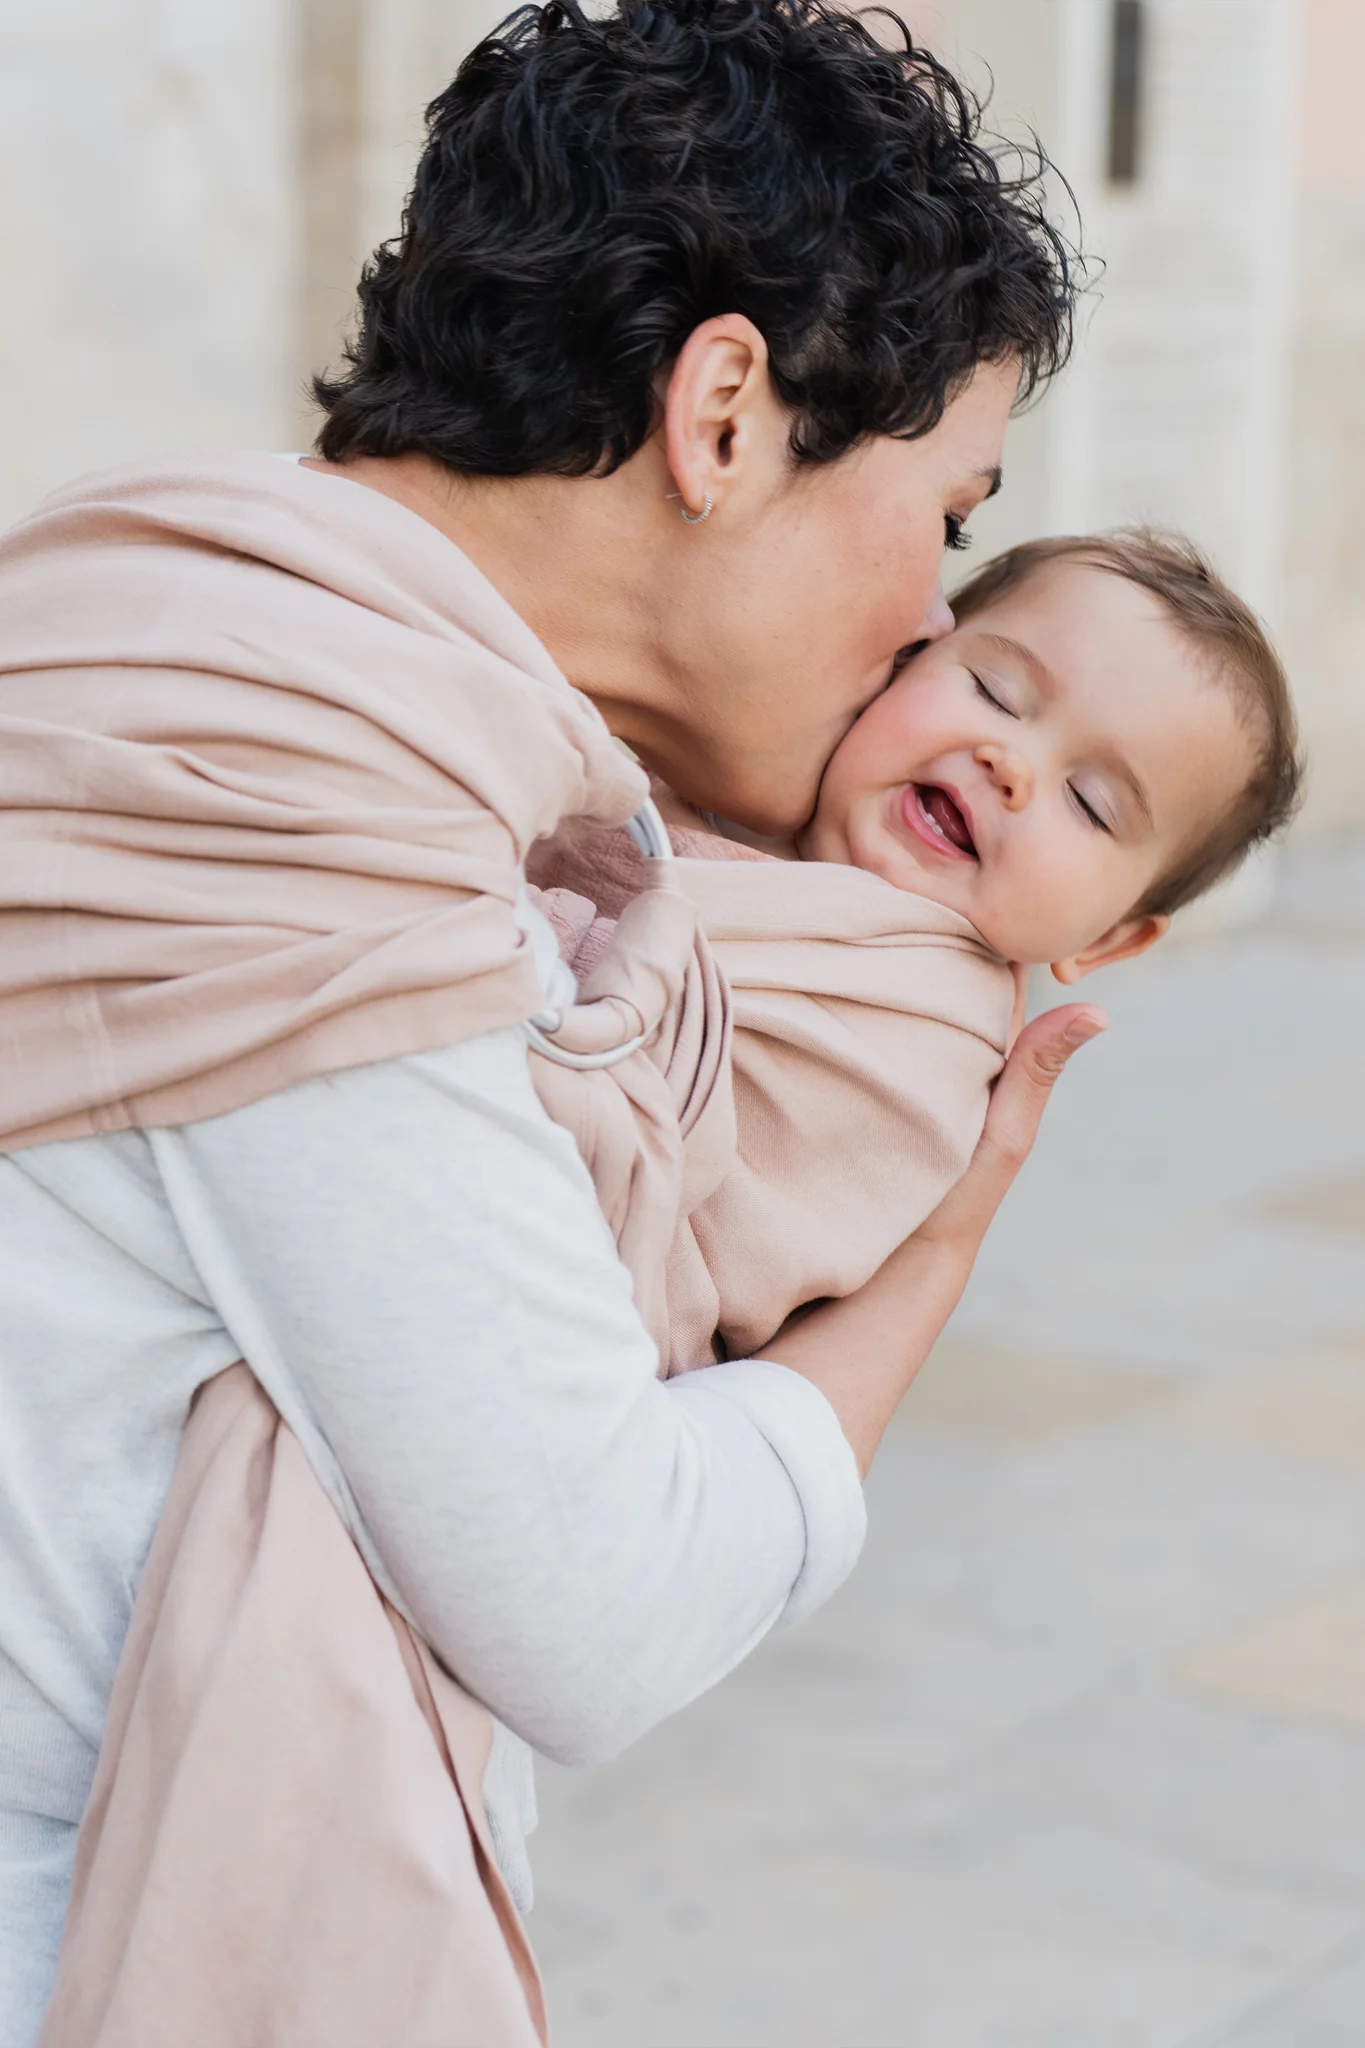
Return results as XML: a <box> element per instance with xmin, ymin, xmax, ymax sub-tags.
<box><xmin>758</xmin><ymin>1002</ymin><xmax>1108</xmax><ymax>1474</ymax></box>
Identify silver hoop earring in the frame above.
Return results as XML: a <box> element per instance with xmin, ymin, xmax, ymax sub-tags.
<box><xmin>679</xmin><ymin>491</ymin><xmax>713</xmax><ymax>525</ymax></box>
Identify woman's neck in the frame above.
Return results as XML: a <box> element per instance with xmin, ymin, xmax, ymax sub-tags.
<box><xmin>305</xmin><ymin>451</ymin><xmax>676</xmax><ymax>762</ymax></box>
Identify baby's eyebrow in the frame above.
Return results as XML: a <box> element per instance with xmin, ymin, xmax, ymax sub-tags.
<box><xmin>1111</xmin><ymin>756</ymin><xmax>1154</xmax><ymax>830</ymax></box>
<box><xmin>1087</xmin><ymin>737</ymin><xmax>1155</xmax><ymax>832</ymax></box>
<box><xmin>974</xmin><ymin>632</ymin><xmax>1053</xmax><ymax>692</ymax></box>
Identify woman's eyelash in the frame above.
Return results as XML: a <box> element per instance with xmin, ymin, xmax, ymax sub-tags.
<box><xmin>1070</xmin><ymin>784</ymin><xmax>1111</xmax><ymax>833</ymax></box>
<box><xmin>944</xmin><ymin>515</ymin><xmax>972</xmax><ymax>553</ymax></box>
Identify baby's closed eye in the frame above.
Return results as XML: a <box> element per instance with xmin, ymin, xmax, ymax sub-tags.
<box><xmin>973</xmin><ymin>672</ymin><xmax>1017</xmax><ymax>716</ymax></box>
<box><xmin>1068</xmin><ymin>783</ymin><xmax>1112</xmax><ymax>833</ymax></box>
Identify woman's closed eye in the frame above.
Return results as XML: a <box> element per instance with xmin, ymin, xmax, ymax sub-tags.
<box><xmin>944</xmin><ymin>513</ymin><xmax>973</xmax><ymax>554</ymax></box>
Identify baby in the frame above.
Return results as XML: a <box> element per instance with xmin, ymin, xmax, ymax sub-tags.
<box><xmin>530</xmin><ymin>529</ymin><xmax>1301</xmax><ymax>1368</ymax></box>
<box><xmin>742</xmin><ymin>528</ymin><xmax>1300</xmax><ymax>982</ymax></box>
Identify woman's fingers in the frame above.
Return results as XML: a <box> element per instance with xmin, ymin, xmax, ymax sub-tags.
<box><xmin>918</xmin><ymin>1003</ymin><xmax>1108</xmax><ymax>1250</ymax></box>
<box><xmin>982</xmin><ymin>1002</ymin><xmax>1108</xmax><ymax>1167</ymax></box>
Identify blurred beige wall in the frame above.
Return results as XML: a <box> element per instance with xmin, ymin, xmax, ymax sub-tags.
<box><xmin>299</xmin><ymin>0</ymin><xmax>509</xmax><ymax>414</ymax></box>
<box><xmin>1285</xmin><ymin>0</ymin><xmax>1365</xmax><ymax>825</ymax></box>
<box><xmin>0</xmin><ymin>0</ymin><xmax>297</xmax><ymax>525</ymax></box>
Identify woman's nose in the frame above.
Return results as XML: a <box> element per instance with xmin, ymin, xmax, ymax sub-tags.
<box><xmin>975</xmin><ymin>741</ymin><xmax>1033</xmax><ymax>809</ymax></box>
<box><xmin>914</xmin><ymin>577</ymin><xmax>955</xmax><ymax>643</ymax></box>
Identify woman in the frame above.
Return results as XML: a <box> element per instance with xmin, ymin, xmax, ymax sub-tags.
<box><xmin>0</xmin><ymin>0</ymin><xmax>1100</xmax><ymax>2035</ymax></box>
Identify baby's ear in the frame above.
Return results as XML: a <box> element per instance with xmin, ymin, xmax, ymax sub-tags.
<box><xmin>1051</xmin><ymin>913</ymin><xmax>1170</xmax><ymax>985</ymax></box>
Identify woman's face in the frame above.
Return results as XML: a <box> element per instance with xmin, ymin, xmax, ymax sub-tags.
<box><xmin>631</xmin><ymin>356</ymin><xmax>1018</xmax><ymax>836</ymax></box>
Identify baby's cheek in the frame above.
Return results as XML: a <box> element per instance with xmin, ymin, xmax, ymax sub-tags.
<box><xmin>982</xmin><ymin>841</ymin><xmax>1063</xmax><ymax>956</ymax></box>
<box><xmin>1006</xmin><ymin>842</ymin><xmax>1105</xmax><ymax>961</ymax></box>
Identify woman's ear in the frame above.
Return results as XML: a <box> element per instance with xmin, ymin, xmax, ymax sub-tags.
<box><xmin>1051</xmin><ymin>912</ymin><xmax>1170</xmax><ymax>985</ymax></box>
<box><xmin>661</xmin><ymin>315</ymin><xmax>782</xmax><ymax>517</ymax></box>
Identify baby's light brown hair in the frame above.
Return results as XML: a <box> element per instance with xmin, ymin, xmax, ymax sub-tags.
<box><xmin>949</xmin><ymin>529</ymin><xmax>1303</xmax><ymax>917</ymax></box>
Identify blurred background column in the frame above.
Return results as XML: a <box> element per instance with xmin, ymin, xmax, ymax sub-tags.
<box><xmin>1285</xmin><ymin>0</ymin><xmax>1365</xmax><ymax>828</ymax></box>
<box><xmin>298</xmin><ymin>0</ymin><xmax>507</xmax><ymax>421</ymax></box>
<box><xmin>0</xmin><ymin>0</ymin><xmax>297</xmax><ymax>525</ymax></box>
<box><xmin>916</xmin><ymin>0</ymin><xmax>1297</xmax><ymax>617</ymax></box>
<box><xmin>1048</xmin><ymin>0</ymin><xmax>1295</xmax><ymax>626</ymax></box>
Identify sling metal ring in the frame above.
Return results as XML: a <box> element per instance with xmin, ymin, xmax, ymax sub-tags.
<box><xmin>525</xmin><ymin>794</ymin><xmax>673</xmax><ymax>1070</ymax></box>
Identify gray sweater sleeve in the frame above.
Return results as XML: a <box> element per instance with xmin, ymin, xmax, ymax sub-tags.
<box><xmin>149</xmin><ymin>1026</ymin><xmax>865</xmax><ymax>1766</ymax></box>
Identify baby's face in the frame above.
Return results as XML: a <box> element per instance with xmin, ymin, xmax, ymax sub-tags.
<box><xmin>803</xmin><ymin>558</ymin><xmax>1258</xmax><ymax>972</ymax></box>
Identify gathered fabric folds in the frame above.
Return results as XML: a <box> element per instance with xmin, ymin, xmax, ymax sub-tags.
<box><xmin>528</xmin><ymin>819</ymin><xmax>1016</xmax><ymax>1374</ymax></box>
<box><xmin>37</xmin><ymin>1365</ymin><xmax>547</xmax><ymax>2048</ymax></box>
<box><xmin>0</xmin><ymin>449</ymin><xmax>644</xmax><ymax>1151</ymax></box>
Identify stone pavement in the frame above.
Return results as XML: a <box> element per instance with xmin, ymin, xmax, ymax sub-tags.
<box><xmin>528</xmin><ymin>835</ymin><xmax>1365</xmax><ymax>2048</ymax></box>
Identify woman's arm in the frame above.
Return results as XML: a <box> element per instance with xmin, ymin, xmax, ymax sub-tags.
<box><xmin>150</xmin><ymin>1003</ymin><xmax>1100</xmax><ymax>1766</ymax></box>
<box><xmin>149</xmin><ymin>1028</ymin><xmax>866</xmax><ymax>1767</ymax></box>
<box><xmin>758</xmin><ymin>1003</ymin><xmax>1108</xmax><ymax>1473</ymax></box>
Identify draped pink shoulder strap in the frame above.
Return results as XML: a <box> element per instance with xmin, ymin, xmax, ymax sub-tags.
<box><xmin>0</xmin><ymin>450</ymin><xmax>645</xmax><ymax>1149</ymax></box>
<box><xmin>39</xmin><ymin>1366</ymin><xmax>547</xmax><ymax>2048</ymax></box>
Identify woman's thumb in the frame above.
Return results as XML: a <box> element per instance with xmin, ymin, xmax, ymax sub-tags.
<box><xmin>987</xmin><ymin>1003</ymin><xmax>1109</xmax><ymax>1165</ymax></box>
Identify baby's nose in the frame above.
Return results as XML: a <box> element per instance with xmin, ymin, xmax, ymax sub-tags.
<box><xmin>977</xmin><ymin>742</ymin><xmax>1033</xmax><ymax>808</ymax></box>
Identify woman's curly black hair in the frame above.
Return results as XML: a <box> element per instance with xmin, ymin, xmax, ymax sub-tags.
<box><xmin>315</xmin><ymin>0</ymin><xmax>1078</xmax><ymax>474</ymax></box>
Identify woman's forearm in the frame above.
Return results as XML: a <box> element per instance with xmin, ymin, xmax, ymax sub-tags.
<box><xmin>759</xmin><ymin>1004</ymin><xmax>1108</xmax><ymax>1473</ymax></box>
<box><xmin>757</xmin><ymin>1232</ymin><xmax>973</xmax><ymax>1476</ymax></box>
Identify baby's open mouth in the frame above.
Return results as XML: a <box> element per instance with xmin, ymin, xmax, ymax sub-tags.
<box><xmin>903</xmin><ymin>782</ymin><xmax>978</xmax><ymax>860</ymax></box>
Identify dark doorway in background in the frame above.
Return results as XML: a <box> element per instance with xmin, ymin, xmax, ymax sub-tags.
<box><xmin>1107</xmin><ymin>0</ymin><xmax>1146</xmax><ymax>185</ymax></box>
